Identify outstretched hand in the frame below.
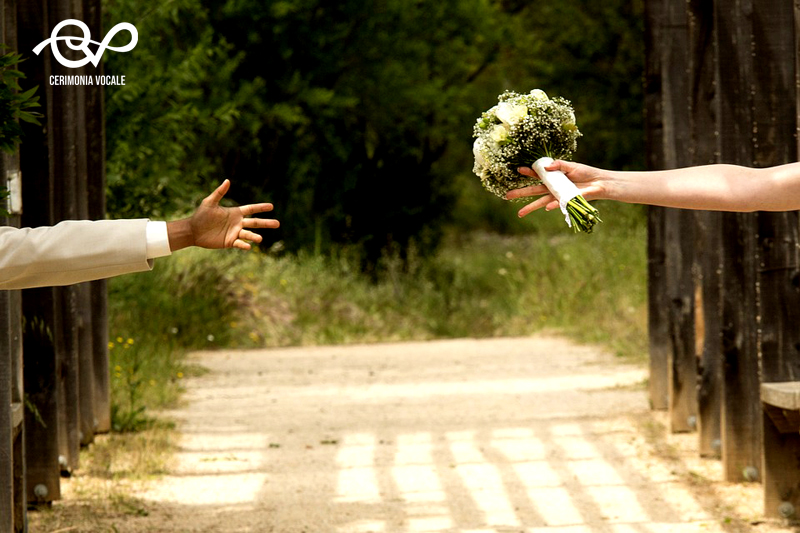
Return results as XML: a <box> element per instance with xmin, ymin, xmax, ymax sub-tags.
<box><xmin>505</xmin><ymin>160</ymin><xmax>606</xmax><ymax>218</ymax></box>
<box><xmin>168</xmin><ymin>180</ymin><xmax>280</xmax><ymax>252</ymax></box>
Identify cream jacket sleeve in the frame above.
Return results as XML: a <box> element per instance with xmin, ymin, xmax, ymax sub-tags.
<box><xmin>0</xmin><ymin>219</ymin><xmax>155</xmax><ymax>290</ymax></box>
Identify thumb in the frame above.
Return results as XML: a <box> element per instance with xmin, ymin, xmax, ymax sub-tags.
<box><xmin>203</xmin><ymin>179</ymin><xmax>231</xmax><ymax>206</ymax></box>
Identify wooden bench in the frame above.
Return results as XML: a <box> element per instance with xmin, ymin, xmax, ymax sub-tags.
<box><xmin>761</xmin><ymin>382</ymin><xmax>800</xmax><ymax>519</ymax></box>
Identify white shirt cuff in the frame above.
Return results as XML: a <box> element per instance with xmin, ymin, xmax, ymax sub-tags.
<box><xmin>145</xmin><ymin>220</ymin><xmax>172</xmax><ymax>259</ymax></box>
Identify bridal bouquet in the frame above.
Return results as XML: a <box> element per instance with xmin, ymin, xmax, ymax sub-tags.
<box><xmin>472</xmin><ymin>89</ymin><xmax>601</xmax><ymax>233</ymax></box>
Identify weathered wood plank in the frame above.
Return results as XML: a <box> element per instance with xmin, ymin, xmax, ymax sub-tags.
<box><xmin>695</xmin><ymin>211</ymin><xmax>722</xmax><ymax>457</ymax></box>
<box><xmin>665</xmin><ymin>208</ymin><xmax>698</xmax><ymax>434</ymax></box>
<box><xmin>749</xmin><ymin>0</ymin><xmax>800</xmax><ymax>517</ymax></box>
<box><xmin>69</xmin><ymin>0</ymin><xmax>95</xmax><ymax>446</ymax></box>
<box><xmin>687</xmin><ymin>0</ymin><xmax>722</xmax><ymax>457</ymax></box>
<box><xmin>18</xmin><ymin>0</ymin><xmax>63</xmax><ymax>504</ymax></box>
<box><xmin>762</xmin><ymin>382</ymin><xmax>800</xmax><ymax>411</ymax></box>
<box><xmin>763</xmin><ymin>410</ymin><xmax>800</xmax><ymax>519</ymax></box>
<box><xmin>0</xmin><ymin>290</ymin><xmax>15</xmax><ymax>533</ymax></box>
<box><xmin>714</xmin><ymin>0</ymin><xmax>763</xmax><ymax>484</ymax></box>
<box><xmin>48</xmin><ymin>0</ymin><xmax>83</xmax><ymax>473</ymax></box>
<box><xmin>644</xmin><ymin>0</ymin><xmax>669</xmax><ymax>411</ymax></box>
<box><xmin>2</xmin><ymin>2</ymin><xmax>28</xmax><ymax>529</ymax></box>
<box><xmin>84</xmin><ymin>0</ymin><xmax>110</xmax><ymax>434</ymax></box>
<box><xmin>661</xmin><ymin>0</ymin><xmax>698</xmax><ymax>434</ymax></box>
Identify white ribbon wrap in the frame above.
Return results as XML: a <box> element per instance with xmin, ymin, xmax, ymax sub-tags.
<box><xmin>532</xmin><ymin>157</ymin><xmax>581</xmax><ymax>228</ymax></box>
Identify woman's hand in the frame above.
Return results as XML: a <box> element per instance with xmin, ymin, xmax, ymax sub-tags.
<box><xmin>506</xmin><ymin>160</ymin><xmax>607</xmax><ymax>218</ymax></box>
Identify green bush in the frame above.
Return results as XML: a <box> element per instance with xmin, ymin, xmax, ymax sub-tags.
<box><xmin>109</xmin><ymin>211</ymin><xmax>647</xmax><ymax>381</ymax></box>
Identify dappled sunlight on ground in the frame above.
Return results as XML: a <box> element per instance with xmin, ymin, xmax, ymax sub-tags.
<box><xmin>55</xmin><ymin>337</ymin><xmax>789</xmax><ymax>533</ymax></box>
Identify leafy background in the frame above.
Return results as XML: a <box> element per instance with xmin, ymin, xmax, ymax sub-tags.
<box><xmin>103</xmin><ymin>0</ymin><xmax>646</xmax><ymax>260</ymax></box>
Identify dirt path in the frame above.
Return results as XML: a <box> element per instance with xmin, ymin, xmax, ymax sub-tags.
<box><xmin>119</xmin><ymin>336</ymin><xmax>793</xmax><ymax>532</ymax></box>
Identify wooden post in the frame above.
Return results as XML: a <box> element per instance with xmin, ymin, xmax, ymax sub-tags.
<box><xmin>694</xmin><ymin>209</ymin><xmax>723</xmax><ymax>457</ymax></box>
<box><xmin>714</xmin><ymin>0</ymin><xmax>762</xmax><ymax>483</ymax></box>
<box><xmin>750</xmin><ymin>0</ymin><xmax>800</xmax><ymax>517</ymax></box>
<box><xmin>84</xmin><ymin>0</ymin><xmax>110</xmax><ymax>435</ymax></box>
<box><xmin>0</xmin><ymin>2</ymin><xmax>27</xmax><ymax>529</ymax></box>
<box><xmin>47</xmin><ymin>0</ymin><xmax>84</xmax><ymax>472</ymax></box>
<box><xmin>19</xmin><ymin>0</ymin><xmax>64</xmax><ymax>503</ymax></box>
<box><xmin>644</xmin><ymin>0</ymin><xmax>669</xmax><ymax>411</ymax></box>
<box><xmin>0</xmin><ymin>291</ymin><xmax>15</xmax><ymax>533</ymax></box>
<box><xmin>661</xmin><ymin>0</ymin><xmax>698</xmax><ymax>434</ymax></box>
<box><xmin>72</xmin><ymin>2</ymin><xmax>95</xmax><ymax>447</ymax></box>
<box><xmin>687</xmin><ymin>0</ymin><xmax>722</xmax><ymax>458</ymax></box>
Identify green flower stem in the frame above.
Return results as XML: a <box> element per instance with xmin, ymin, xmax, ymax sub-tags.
<box><xmin>565</xmin><ymin>195</ymin><xmax>602</xmax><ymax>234</ymax></box>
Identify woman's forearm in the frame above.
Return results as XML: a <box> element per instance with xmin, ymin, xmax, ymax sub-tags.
<box><xmin>604</xmin><ymin>162</ymin><xmax>800</xmax><ymax>212</ymax></box>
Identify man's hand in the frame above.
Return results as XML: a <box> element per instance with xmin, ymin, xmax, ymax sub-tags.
<box><xmin>167</xmin><ymin>180</ymin><xmax>280</xmax><ymax>252</ymax></box>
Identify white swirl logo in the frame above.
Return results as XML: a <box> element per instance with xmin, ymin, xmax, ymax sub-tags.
<box><xmin>33</xmin><ymin>19</ymin><xmax>138</xmax><ymax>68</ymax></box>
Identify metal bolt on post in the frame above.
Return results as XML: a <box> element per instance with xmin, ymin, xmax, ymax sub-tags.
<box><xmin>779</xmin><ymin>502</ymin><xmax>796</xmax><ymax>519</ymax></box>
<box><xmin>742</xmin><ymin>466</ymin><xmax>759</xmax><ymax>482</ymax></box>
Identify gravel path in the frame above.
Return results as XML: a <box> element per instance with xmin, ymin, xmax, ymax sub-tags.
<box><xmin>125</xmin><ymin>336</ymin><xmax>791</xmax><ymax>533</ymax></box>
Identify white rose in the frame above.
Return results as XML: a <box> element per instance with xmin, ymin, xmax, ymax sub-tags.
<box><xmin>490</xmin><ymin>124</ymin><xmax>508</xmax><ymax>143</ymax></box>
<box><xmin>472</xmin><ymin>139</ymin><xmax>487</xmax><ymax>167</ymax></box>
<box><xmin>562</xmin><ymin>110</ymin><xmax>577</xmax><ymax>132</ymax></box>
<box><xmin>530</xmin><ymin>89</ymin><xmax>548</xmax><ymax>101</ymax></box>
<box><xmin>495</xmin><ymin>102</ymin><xmax>528</xmax><ymax>129</ymax></box>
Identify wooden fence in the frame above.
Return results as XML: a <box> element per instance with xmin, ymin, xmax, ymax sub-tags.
<box><xmin>1</xmin><ymin>0</ymin><xmax>108</xmax><ymax>530</ymax></box>
<box><xmin>645</xmin><ymin>0</ymin><xmax>800</xmax><ymax>519</ymax></box>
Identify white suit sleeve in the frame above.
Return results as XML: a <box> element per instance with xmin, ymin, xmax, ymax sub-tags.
<box><xmin>0</xmin><ymin>219</ymin><xmax>156</xmax><ymax>290</ymax></box>
<box><xmin>145</xmin><ymin>220</ymin><xmax>172</xmax><ymax>259</ymax></box>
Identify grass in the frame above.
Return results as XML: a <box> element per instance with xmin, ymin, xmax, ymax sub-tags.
<box><xmin>105</xmin><ymin>201</ymin><xmax>648</xmax><ymax>426</ymax></box>
<box><xmin>27</xmin><ymin>423</ymin><xmax>175</xmax><ymax>532</ymax></box>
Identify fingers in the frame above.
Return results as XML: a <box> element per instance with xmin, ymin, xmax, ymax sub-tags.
<box><xmin>544</xmin><ymin>160</ymin><xmax>563</xmax><ymax>172</ymax></box>
<box><xmin>203</xmin><ymin>179</ymin><xmax>231</xmax><ymax>206</ymax></box>
<box><xmin>506</xmin><ymin>183</ymin><xmax>548</xmax><ymax>200</ymax></box>
<box><xmin>518</xmin><ymin>194</ymin><xmax>555</xmax><ymax>218</ymax></box>
<box><xmin>237</xmin><ymin>229</ymin><xmax>261</xmax><ymax>242</ymax></box>
<box><xmin>233</xmin><ymin>239</ymin><xmax>251</xmax><ymax>251</ymax></box>
<box><xmin>240</xmin><ymin>202</ymin><xmax>274</xmax><ymax>216</ymax></box>
<box><xmin>243</xmin><ymin>217</ymin><xmax>280</xmax><ymax>229</ymax></box>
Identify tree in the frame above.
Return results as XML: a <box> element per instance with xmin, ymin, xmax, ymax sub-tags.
<box><xmin>103</xmin><ymin>0</ymin><xmax>645</xmax><ymax>258</ymax></box>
